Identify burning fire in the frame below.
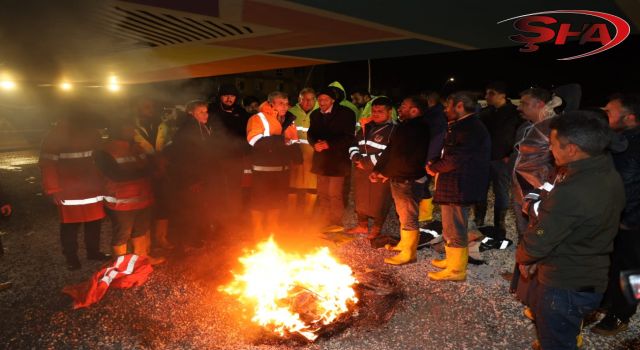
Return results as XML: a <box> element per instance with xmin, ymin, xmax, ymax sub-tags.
<box><xmin>220</xmin><ymin>236</ymin><xmax>359</xmax><ymax>341</ymax></box>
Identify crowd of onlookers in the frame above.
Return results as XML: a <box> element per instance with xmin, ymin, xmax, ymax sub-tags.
<box><xmin>0</xmin><ymin>78</ymin><xmax>636</xmax><ymax>349</ymax></box>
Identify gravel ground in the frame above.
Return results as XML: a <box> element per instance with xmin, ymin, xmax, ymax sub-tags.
<box><xmin>1</xmin><ymin>150</ymin><xmax>638</xmax><ymax>349</ymax></box>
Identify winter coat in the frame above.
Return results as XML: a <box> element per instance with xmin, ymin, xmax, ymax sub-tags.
<box><xmin>350</xmin><ymin>120</ymin><xmax>395</xmax><ymax>218</ymax></box>
<box><xmin>424</xmin><ymin>104</ymin><xmax>447</xmax><ymax>162</ymax></box>
<box><xmin>612</xmin><ymin>126</ymin><xmax>640</xmax><ymax>229</ymax></box>
<box><xmin>208</xmin><ymin>102</ymin><xmax>251</xmax><ymax>159</ymax></box>
<box><xmin>479</xmin><ymin>101</ymin><xmax>524</xmax><ymax>161</ymax></box>
<box><xmin>39</xmin><ymin>121</ymin><xmax>105</xmax><ymax>223</ymax></box>
<box><xmin>373</xmin><ymin>115</ymin><xmax>430</xmax><ymax>180</ymax></box>
<box><xmin>94</xmin><ymin>140</ymin><xmax>154</xmax><ymax>211</ymax></box>
<box><xmin>165</xmin><ymin>117</ymin><xmax>220</xmax><ymax>190</ymax></box>
<box><xmin>308</xmin><ymin>104</ymin><xmax>356</xmax><ymax>177</ymax></box>
<box><xmin>516</xmin><ymin>154</ymin><xmax>625</xmax><ymax>293</ymax></box>
<box><xmin>246</xmin><ymin>102</ymin><xmax>300</xmax><ymax>169</ymax></box>
<box><xmin>430</xmin><ymin>114</ymin><xmax>491</xmax><ymax>205</ymax></box>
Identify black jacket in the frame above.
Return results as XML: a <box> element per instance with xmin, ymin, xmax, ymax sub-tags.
<box><xmin>430</xmin><ymin>114</ymin><xmax>490</xmax><ymax>205</ymax></box>
<box><xmin>351</xmin><ymin>120</ymin><xmax>395</xmax><ymax>218</ymax></box>
<box><xmin>207</xmin><ymin>103</ymin><xmax>251</xmax><ymax>159</ymax></box>
<box><xmin>612</xmin><ymin>126</ymin><xmax>640</xmax><ymax>229</ymax></box>
<box><xmin>424</xmin><ymin>104</ymin><xmax>447</xmax><ymax>162</ymax></box>
<box><xmin>308</xmin><ymin>104</ymin><xmax>356</xmax><ymax>176</ymax></box>
<box><xmin>479</xmin><ymin>101</ymin><xmax>523</xmax><ymax>161</ymax></box>
<box><xmin>374</xmin><ymin>115</ymin><xmax>430</xmax><ymax>180</ymax></box>
<box><xmin>166</xmin><ymin>117</ymin><xmax>220</xmax><ymax>189</ymax></box>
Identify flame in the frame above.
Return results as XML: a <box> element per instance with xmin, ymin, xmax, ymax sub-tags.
<box><xmin>220</xmin><ymin>236</ymin><xmax>358</xmax><ymax>341</ymax></box>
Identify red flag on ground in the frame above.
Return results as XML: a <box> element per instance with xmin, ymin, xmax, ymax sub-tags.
<box><xmin>62</xmin><ymin>254</ymin><xmax>153</xmax><ymax>309</ymax></box>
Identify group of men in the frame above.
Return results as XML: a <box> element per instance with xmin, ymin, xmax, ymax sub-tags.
<box><xmin>36</xmin><ymin>80</ymin><xmax>639</xmax><ymax>349</ymax></box>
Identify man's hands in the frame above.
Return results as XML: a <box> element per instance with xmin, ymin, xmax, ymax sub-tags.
<box><xmin>369</xmin><ymin>171</ymin><xmax>389</xmax><ymax>183</ymax></box>
<box><xmin>518</xmin><ymin>263</ymin><xmax>538</xmax><ymax>279</ymax></box>
<box><xmin>314</xmin><ymin>140</ymin><xmax>329</xmax><ymax>152</ymax></box>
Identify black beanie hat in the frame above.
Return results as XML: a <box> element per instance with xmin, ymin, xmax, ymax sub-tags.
<box><xmin>218</xmin><ymin>84</ymin><xmax>239</xmax><ymax>97</ymax></box>
<box><xmin>316</xmin><ymin>87</ymin><xmax>337</xmax><ymax>101</ymax></box>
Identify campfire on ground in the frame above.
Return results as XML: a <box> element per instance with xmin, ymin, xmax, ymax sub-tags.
<box><xmin>220</xmin><ymin>237</ymin><xmax>359</xmax><ymax>341</ymax></box>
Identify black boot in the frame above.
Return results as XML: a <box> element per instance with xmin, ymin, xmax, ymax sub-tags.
<box><xmin>84</xmin><ymin>219</ymin><xmax>110</xmax><ymax>261</ymax></box>
<box><xmin>473</xmin><ymin>202</ymin><xmax>487</xmax><ymax>227</ymax></box>
<box><xmin>493</xmin><ymin>209</ymin><xmax>508</xmax><ymax>241</ymax></box>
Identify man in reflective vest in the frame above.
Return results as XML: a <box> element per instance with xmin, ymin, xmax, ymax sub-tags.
<box><xmin>287</xmin><ymin>88</ymin><xmax>318</xmax><ymax>217</ymax></box>
<box><xmin>39</xmin><ymin>110</ymin><xmax>110</xmax><ymax>271</ymax></box>
<box><xmin>246</xmin><ymin>91</ymin><xmax>299</xmax><ymax>239</ymax></box>
<box><xmin>132</xmin><ymin>97</ymin><xmax>173</xmax><ymax>251</ymax></box>
<box><xmin>95</xmin><ymin>119</ymin><xmax>165</xmax><ymax>265</ymax></box>
<box><xmin>346</xmin><ymin>97</ymin><xmax>396</xmax><ymax>240</ymax></box>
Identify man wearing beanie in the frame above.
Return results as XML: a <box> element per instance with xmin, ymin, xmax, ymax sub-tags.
<box><xmin>308</xmin><ymin>87</ymin><xmax>356</xmax><ymax>231</ymax></box>
<box><xmin>207</xmin><ymin>84</ymin><xmax>251</xmax><ymax>233</ymax></box>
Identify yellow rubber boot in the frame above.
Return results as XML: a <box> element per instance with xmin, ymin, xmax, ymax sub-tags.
<box><xmin>132</xmin><ymin>233</ymin><xmax>166</xmax><ymax>265</ymax></box>
<box><xmin>112</xmin><ymin>244</ymin><xmax>128</xmax><ymax>256</ymax></box>
<box><xmin>385</xmin><ymin>228</ymin><xmax>409</xmax><ymax>251</ymax></box>
<box><xmin>431</xmin><ymin>254</ymin><xmax>447</xmax><ymax>269</ymax></box>
<box><xmin>418</xmin><ymin>198</ymin><xmax>434</xmax><ymax>222</ymax></box>
<box><xmin>154</xmin><ymin>219</ymin><xmax>174</xmax><ymax>250</ymax></box>
<box><xmin>384</xmin><ymin>229</ymin><xmax>418</xmax><ymax>265</ymax></box>
<box><xmin>303</xmin><ymin>193</ymin><xmax>317</xmax><ymax>216</ymax></box>
<box><xmin>428</xmin><ymin>246</ymin><xmax>468</xmax><ymax>281</ymax></box>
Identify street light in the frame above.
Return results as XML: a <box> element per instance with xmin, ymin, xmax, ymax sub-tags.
<box><xmin>59</xmin><ymin>82</ymin><xmax>73</xmax><ymax>91</ymax></box>
<box><xmin>107</xmin><ymin>75</ymin><xmax>120</xmax><ymax>92</ymax></box>
<box><xmin>0</xmin><ymin>79</ymin><xmax>16</xmax><ymax>91</ymax></box>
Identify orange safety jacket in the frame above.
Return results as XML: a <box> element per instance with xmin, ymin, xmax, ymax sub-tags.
<box><xmin>101</xmin><ymin>140</ymin><xmax>154</xmax><ymax>211</ymax></box>
<box><xmin>39</xmin><ymin>122</ymin><xmax>105</xmax><ymax>223</ymax></box>
<box><xmin>246</xmin><ymin>102</ymin><xmax>299</xmax><ymax>171</ymax></box>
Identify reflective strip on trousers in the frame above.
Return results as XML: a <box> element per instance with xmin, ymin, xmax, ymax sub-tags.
<box><xmin>296</xmin><ymin>126</ymin><xmax>309</xmax><ymax>132</ymax></box>
<box><xmin>59</xmin><ymin>151</ymin><xmax>93</xmax><ymax>159</ymax></box>
<box><xmin>103</xmin><ymin>196</ymin><xmax>150</xmax><ymax>204</ymax></box>
<box><xmin>40</xmin><ymin>153</ymin><xmax>60</xmax><ymax>161</ymax></box>
<box><xmin>60</xmin><ymin>196</ymin><xmax>104</xmax><ymax>206</ymax></box>
<box><xmin>115</xmin><ymin>156</ymin><xmax>138</xmax><ymax>164</ymax></box>
<box><xmin>252</xmin><ymin>165</ymin><xmax>288</xmax><ymax>172</ymax></box>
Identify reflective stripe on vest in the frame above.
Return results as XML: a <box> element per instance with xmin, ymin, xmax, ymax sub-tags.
<box><xmin>249</xmin><ymin>112</ymin><xmax>272</xmax><ymax>146</ymax></box>
<box><xmin>358</xmin><ymin>140</ymin><xmax>387</xmax><ymax>150</ymax></box>
<box><xmin>60</xmin><ymin>196</ymin><xmax>104</xmax><ymax>206</ymax></box>
<box><xmin>296</xmin><ymin>126</ymin><xmax>309</xmax><ymax>132</ymax></box>
<box><xmin>257</xmin><ymin>112</ymin><xmax>270</xmax><ymax>137</ymax></box>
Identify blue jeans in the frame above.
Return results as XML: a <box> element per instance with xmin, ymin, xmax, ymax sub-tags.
<box><xmin>534</xmin><ymin>284</ymin><xmax>602</xmax><ymax>349</ymax></box>
<box><xmin>317</xmin><ymin>175</ymin><xmax>345</xmax><ymax>226</ymax></box>
<box><xmin>390</xmin><ymin>179</ymin><xmax>423</xmax><ymax>231</ymax></box>
<box><xmin>440</xmin><ymin>205</ymin><xmax>470</xmax><ymax>248</ymax></box>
